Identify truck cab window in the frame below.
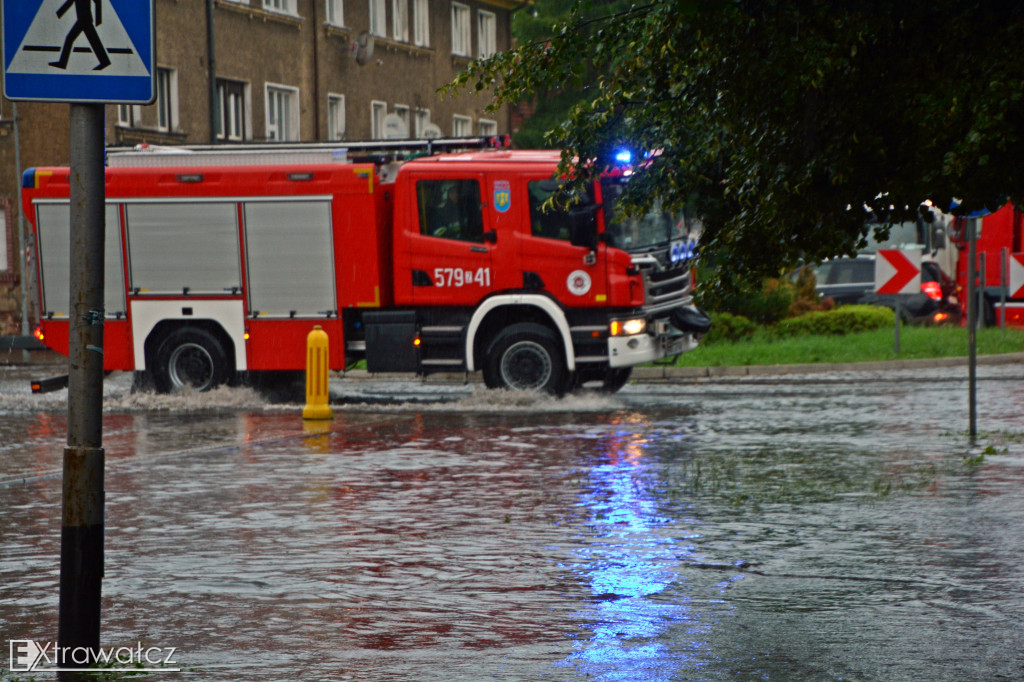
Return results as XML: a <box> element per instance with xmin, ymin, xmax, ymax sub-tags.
<box><xmin>527</xmin><ymin>179</ymin><xmax>593</xmax><ymax>241</ymax></box>
<box><xmin>417</xmin><ymin>179</ymin><xmax>483</xmax><ymax>243</ymax></box>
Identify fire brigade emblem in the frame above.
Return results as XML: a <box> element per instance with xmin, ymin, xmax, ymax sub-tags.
<box><xmin>567</xmin><ymin>270</ymin><xmax>591</xmax><ymax>296</ymax></box>
<box><xmin>493</xmin><ymin>180</ymin><xmax>511</xmax><ymax>213</ymax></box>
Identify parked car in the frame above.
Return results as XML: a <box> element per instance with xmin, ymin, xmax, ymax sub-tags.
<box><xmin>808</xmin><ymin>255</ymin><xmax>961</xmax><ymax>325</ymax></box>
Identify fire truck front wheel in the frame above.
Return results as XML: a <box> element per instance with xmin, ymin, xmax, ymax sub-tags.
<box><xmin>483</xmin><ymin>323</ymin><xmax>568</xmax><ymax>395</ymax></box>
<box><xmin>152</xmin><ymin>327</ymin><xmax>230</xmax><ymax>393</ymax></box>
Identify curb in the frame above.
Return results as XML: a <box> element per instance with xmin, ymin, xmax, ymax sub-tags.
<box><xmin>339</xmin><ymin>352</ymin><xmax>1024</xmax><ymax>384</ymax></box>
<box><xmin>629</xmin><ymin>352</ymin><xmax>1024</xmax><ymax>381</ymax></box>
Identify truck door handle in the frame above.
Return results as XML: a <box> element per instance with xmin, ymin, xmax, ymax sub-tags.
<box><xmin>470</xmin><ymin>246</ymin><xmax>488</xmax><ymax>253</ymax></box>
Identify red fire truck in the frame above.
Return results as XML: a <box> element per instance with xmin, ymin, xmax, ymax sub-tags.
<box><xmin>23</xmin><ymin>139</ymin><xmax>708</xmax><ymax>395</ymax></box>
<box><xmin>950</xmin><ymin>202</ymin><xmax>1024</xmax><ymax>327</ymax></box>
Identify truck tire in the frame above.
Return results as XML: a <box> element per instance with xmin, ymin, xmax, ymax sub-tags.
<box><xmin>601</xmin><ymin>367</ymin><xmax>633</xmax><ymax>393</ymax></box>
<box><xmin>483</xmin><ymin>323</ymin><xmax>568</xmax><ymax>394</ymax></box>
<box><xmin>152</xmin><ymin>327</ymin><xmax>229</xmax><ymax>393</ymax></box>
<box><xmin>571</xmin><ymin>366</ymin><xmax>633</xmax><ymax>393</ymax></box>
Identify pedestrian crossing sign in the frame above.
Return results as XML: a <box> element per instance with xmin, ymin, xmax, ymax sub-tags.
<box><xmin>2</xmin><ymin>0</ymin><xmax>154</xmax><ymax>103</ymax></box>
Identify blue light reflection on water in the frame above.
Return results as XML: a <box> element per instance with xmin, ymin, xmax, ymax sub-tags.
<box><xmin>559</xmin><ymin>421</ymin><xmax>713</xmax><ymax>680</ymax></box>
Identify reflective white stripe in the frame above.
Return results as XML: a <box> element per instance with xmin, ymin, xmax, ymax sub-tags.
<box><xmin>465</xmin><ymin>295</ymin><xmax>575</xmax><ymax>372</ymax></box>
<box><xmin>131</xmin><ymin>299</ymin><xmax>247</xmax><ymax>371</ymax></box>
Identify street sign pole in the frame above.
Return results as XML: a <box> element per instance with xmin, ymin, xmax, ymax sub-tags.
<box><xmin>894</xmin><ymin>298</ymin><xmax>901</xmax><ymax>354</ymax></box>
<box><xmin>966</xmin><ymin>218</ymin><xmax>978</xmax><ymax>438</ymax></box>
<box><xmin>4</xmin><ymin>1</ymin><xmax>155</xmax><ymax>674</ymax></box>
<box><xmin>58</xmin><ymin>103</ymin><xmax>106</xmax><ymax>680</ymax></box>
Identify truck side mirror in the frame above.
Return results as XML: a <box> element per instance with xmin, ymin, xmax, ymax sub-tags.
<box><xmin>568</xmin><ymin>206</ymin><xmax>599</xmax><ymax>251</ymax></box>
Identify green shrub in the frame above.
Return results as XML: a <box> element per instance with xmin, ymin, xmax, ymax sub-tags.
<box><xmin>767</xmin><ymin>304</ymin><xmax>893</xmax><ymax>338</ymax></box>
<box><xmin>706</xmin><ymin>311</ymin><xmax>757</xmax><ymax>342</ymax></box>
<box><xmin>697</xmin><ymin>276</ymin><xmax>797</xmax><ymax>326</ymax></box>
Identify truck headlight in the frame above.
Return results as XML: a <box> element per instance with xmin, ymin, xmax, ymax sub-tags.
<box><xmin>610</xmin><ymin>318</ymin><xmax>647</xmax><ymax>336</ymax></box>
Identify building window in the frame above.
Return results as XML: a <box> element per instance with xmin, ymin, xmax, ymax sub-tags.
<box><xmin>328</xmin><ymin>94</ymin><xmax>346</xmax><ymax>140</ymax></box>
<box><xmin>216</xmin><ymin>79</ymin><xmax>249</xmax><ymax>141</ymax></box>
<box><xmin>117</xmin><ymin>104</ymin><xmax>136</xmax><ymax>127</ymax></box>
<box><xmin>266</xmin><ymin>84</ymin><xmax>299</xmax><ymax>141</ymax></box>
<box><xmin>326</xmin><ymin>0</ymin><xmax>344</xmax><ymax>25</ymax></box>
<box><xmin>155</xmin><ymin>67</ymin><xmax>177</xmax><ymax>132</ymax></box>
<box><xmin>451</xmin><ymin>3</ymin><xmax>470</xmax><ymax>56</ymax></box>
<box><xmin>0</xmin><ymin>200</ymin><xmax>14</xmax><ymax>282</ymax></box>
<box><xmin>413</xmin><ymin>0</ymin><xmax>429</xmax><ymax>46</ymax></box>
<box><xmin>452</xmin><ymin>115</ymin><xmax>472</xmax><ymax>137</ymax></box>
<box><xmin>371</xmin><ymin>100</ymin><xmax>387</xmax><ymax>139</ymax></box>
<box><xmin>369</xmin><ymin>0</ymin><xmax>386</xmax><ymax>37</ymax></box>
<box><xmin>479</xmin><ymin>119</ymin><xmax>497</xmax><ymax>136</ymax></box>
<box><xmin>392</xmin><ymin>0</ymin><xmax>408</xmax><ymax>42</ymax></box>
<box><xmin>414</xmin><ymin>108</ymin><xmax>431</xmax><ymax>137</ymax></box>
<box><xmin>391</xmin><ymin>104</ymin><xmax>410</xmax><ymax>138</ymax></box>
<box><xmin>477</xmin><ymin>10</ymin><xmax>496</xmax><ymax>58</ymax></box>
<box><xmin>263</xmin><ymin>0</ymin><xmax>293</xmax><ymax>14</ymax></box>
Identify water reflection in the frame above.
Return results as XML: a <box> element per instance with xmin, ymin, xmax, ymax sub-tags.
<box><xmin>560</xmin><ymin>417</ymin><xmax>712</xmax><ymax>680</ymax></box>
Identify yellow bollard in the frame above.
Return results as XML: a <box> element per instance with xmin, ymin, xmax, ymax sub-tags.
<box><xmin>302</xmin><ymin>325</ymin><xmax>333</xmax><ymax>420</ymax></box>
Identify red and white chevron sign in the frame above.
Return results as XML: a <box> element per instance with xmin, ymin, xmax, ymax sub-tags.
<box><xmin>1010</xmin><ymin>253</ymin><xmax>1024</xmax><ymax>298</ymax></box>
<box><xmin>875</xmin><ymin>249</ymin><xmax>921</xmax><ymax>295</ymax></box>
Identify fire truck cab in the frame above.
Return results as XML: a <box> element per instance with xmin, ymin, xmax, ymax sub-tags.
<box><xmin>24</xmin><ymin>140</ymin><xmax>708</xmax><ymax>395</ymax></box>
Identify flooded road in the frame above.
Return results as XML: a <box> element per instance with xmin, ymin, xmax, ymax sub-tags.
<box><xmin>1</xmin><ymin>364</ymin><xmax>1023</xmax><ymax>680</ymax></box>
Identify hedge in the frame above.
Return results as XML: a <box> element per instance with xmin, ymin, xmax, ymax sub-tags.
<box><xmin>766</xmin><ymin>305</ymin><xmax>894</xmax><ymax>338</ymax></box>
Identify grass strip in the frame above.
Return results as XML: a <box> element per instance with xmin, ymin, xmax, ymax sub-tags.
<box><xmin>670</xmin><ymin>326</ymin><xmax>1024</xmax><ymax>367</ymax></box>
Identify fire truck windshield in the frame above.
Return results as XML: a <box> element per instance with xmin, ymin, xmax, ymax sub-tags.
<box><xmin>601</xmin><ymin>179</ymin><xmax>686</xmax><ymax>253</ymax></box>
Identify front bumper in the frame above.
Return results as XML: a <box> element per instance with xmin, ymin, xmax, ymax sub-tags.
<box><xmin>607</xmin><ymin>328</ymin><xmax>698</xmax><ymax>368</ymax></box>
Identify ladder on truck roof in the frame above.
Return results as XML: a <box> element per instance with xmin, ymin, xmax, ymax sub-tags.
<box><xmin>106</xmin><ymin>136</ymin><xmax>511</xmax><ymax>168</ymax></box>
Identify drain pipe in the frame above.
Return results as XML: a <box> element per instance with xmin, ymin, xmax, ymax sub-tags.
<box><xmin>12</xmin><ymin>102</ymin><xmax>28</xmax><ymax>360</ymax></box>
<box><xmin>207</xmin><ymin>0</ymin><xmax>218</xmax><ymax>143</ymax></box>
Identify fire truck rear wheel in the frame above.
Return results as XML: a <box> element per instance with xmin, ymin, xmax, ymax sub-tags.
<box><xmin>484</xmin><ymin>323</ymin><xmax>568</xmax><ymax>395</ymax></box>
<box><xmin>153</xmin><ymin>328</ymin><xmax>229</xmax><ymax>393</ymax></box>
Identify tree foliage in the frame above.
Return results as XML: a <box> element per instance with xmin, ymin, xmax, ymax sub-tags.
<box><xmin>509</xmin><ymin>0</ymin><xmax>632</xmax><ymax>148</ymax></box>
<box><xmin>448</xmin><ymin>1</ymin><xmax>1024</xmax><ymax>288</ymax></box>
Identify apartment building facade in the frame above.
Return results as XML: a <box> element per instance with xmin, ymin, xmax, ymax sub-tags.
<box><xmin>0</xmin><ymin>0</ymin><xmax>522</xmax><ymax>336</ymax></box>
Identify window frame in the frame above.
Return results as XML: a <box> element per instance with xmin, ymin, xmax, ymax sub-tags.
<box><xmin>413</xmin><ymin>0</ymin><xmax>429</xmax><ymax>46</ymax></box>
<box><xmin>328</xmin><ymin>93</ymin><xmax>346</xmax><ymax>141</ymax></box>
<box><xmin>0</xmin><ymin>200</ymin><xmax>16</xmax><ymax>284</ymax></box>
<box><xmin>265</xmin><ymin>83</ymin><xmax>300</xmax><ymax>142</ymax></box>
<box><xmin>477</xmin><ymin>9</ymin><xmax>496</xmax><ymax>58</ymax></box>
<box><xmin>416</xmin><ymin>179</ymin><xmax>485</xmax><ymax>244</ymax></box>
<box><xmin>414</xmin><ymin>108</ymin><xmax>431</xmax><ymax>137</ymax></box>
<box><xmin>326</xmin><ymin>0</ymin><xmax>344</xmax><ymax>25</ymax></box>
<box><xmin>452</xmin><ymin>114</ymin><xmax>472</xmax><ymax>137</ymax></box>
<box><xmin>369</xmin><ymin>0</ymin><xmax>387</xmax><ymax>37</ymax></box>
<box><xmin>392</xmin><ymin>0</ymin><xmax>408</xmax><ymax>42</ymax></box>
<box><xmin>262</xmin><ymin>0</ymin><xmax>296</xmax><ymax>15</ymax></box>
<box><xmin>478</xmin><ymin>119</ymin><xmax>497</xmax><ymax>136</ymax></box>
<box><xmin>216</xmin><ymin>79</ymin><xmax>250</xmax><ymax>142</ymax></box>
<box><xmin>155</xmin><ymin>67</ymin><xmax>178</xmax><ymax>133</ymax></box>
<box><xmin>371</xmin><ymin>100</ymin><xmax>388</xmax><ymax>139</ymax></box>
<box><xmin>451</xmin><ymin>2</ymin><xmax>471</xmax><ymax>56</ymax></box>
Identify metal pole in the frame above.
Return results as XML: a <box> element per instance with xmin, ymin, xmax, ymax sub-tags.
<box><xmin>207</xmin><ymin>0</ymin><xmax>218</xmax><ymax>144</ymax></box>
<box><xmin>894</xmin><ymin>298</ymin><xmax>901</xmax><ymax>354</ymax></box>
<box><xmin>966</xmin><ymin>218</ymin><xmax>978</xmax><ymax>439</ymax></box>
<box><xmin>58</xmin><ymin>103</ymin><xmax>106</xmax><ymax>679</ymax></box>
<box><xmin>978</xmin><ymin>252</ymin><xmax>987</xmax><ymax>329</ymax></box>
